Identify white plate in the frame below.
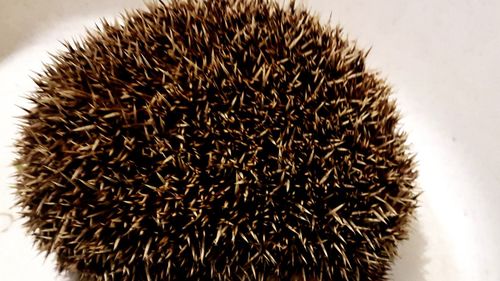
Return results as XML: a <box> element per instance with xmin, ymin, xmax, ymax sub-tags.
<box><xmin>1</xmin><ymin>1</ymin><xmax>499</xmax><ymax>280</ymax></box>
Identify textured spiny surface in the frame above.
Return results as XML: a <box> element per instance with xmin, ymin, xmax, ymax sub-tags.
<box><xmin>16</xmin><ymin>0</ymin><xmax>417</xmax><ymax>280</ymax></box>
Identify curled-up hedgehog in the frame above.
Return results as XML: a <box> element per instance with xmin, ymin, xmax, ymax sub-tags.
<box><xmin>15</xmin><ymin>0</ymin><xmax>418</xmax><ymax>280</ymax></box>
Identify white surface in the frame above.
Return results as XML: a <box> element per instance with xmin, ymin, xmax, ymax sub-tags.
<box><xmin>1</xmin><ymin>0</ymin><xmax>499</xmax><ymax>280</ymax></box>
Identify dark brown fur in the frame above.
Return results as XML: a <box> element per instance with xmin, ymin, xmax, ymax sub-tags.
<box><xmin>15</xmin><ymin>0</ymin><xmax>417</xmax><ymax>280</ymax></box>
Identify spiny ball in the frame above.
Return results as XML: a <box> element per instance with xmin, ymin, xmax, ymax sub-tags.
<box><xmin>15</xmin><ymin>0</ymin><xmax>417</xmax><ymax>280</ymax></box>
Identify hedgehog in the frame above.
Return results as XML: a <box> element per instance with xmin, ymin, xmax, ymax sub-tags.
<box><xmin>15</xmin><ymin>0</ymin><xmax>418</xmax><ymax>280</ymax></box>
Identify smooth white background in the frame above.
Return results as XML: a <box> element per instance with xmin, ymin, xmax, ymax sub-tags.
<box><xmin>0</xmin><ymin>0</ymin><xmax>499</xmax><ymax>280</ymax></box>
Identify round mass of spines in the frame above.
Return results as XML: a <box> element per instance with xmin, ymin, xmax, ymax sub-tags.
<box><xmin>15</xmin><ymin>0</ymin><xmax>417</xmax><ymax>280</ymax></box>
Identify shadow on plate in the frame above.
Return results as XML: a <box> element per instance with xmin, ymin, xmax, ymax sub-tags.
<box><xmin>390</xmin><ymin>218</ymin><xmax>428</xmax><ymax>281</ymax></box>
